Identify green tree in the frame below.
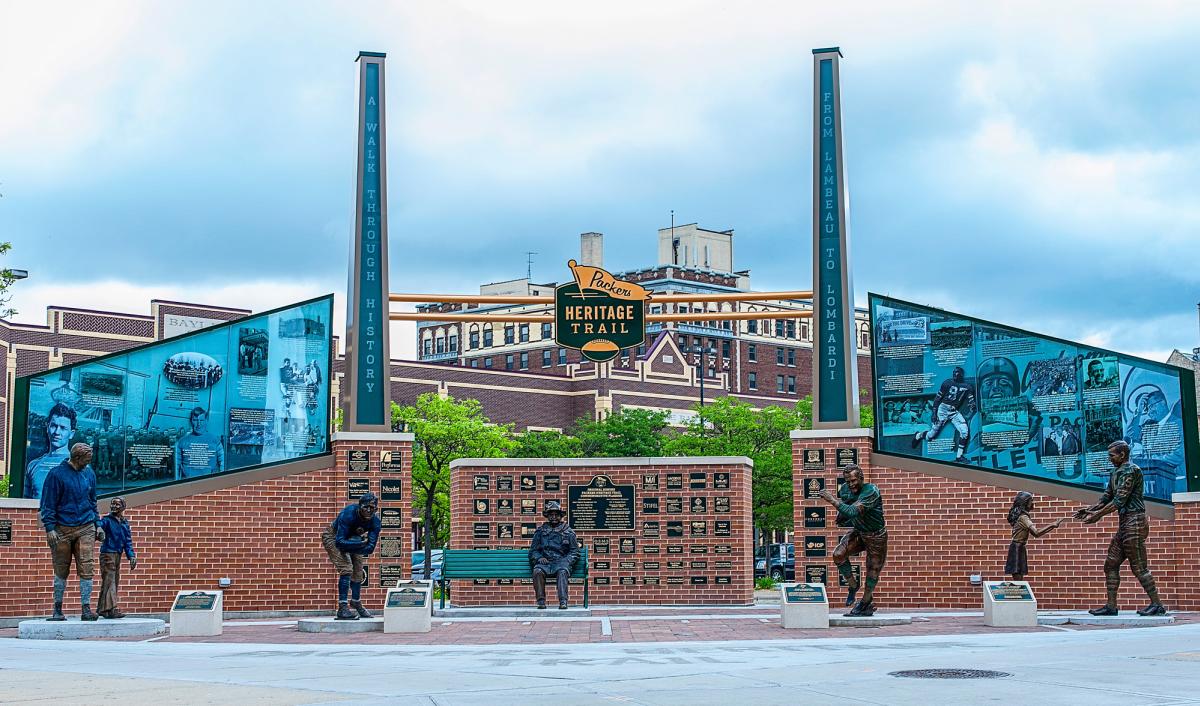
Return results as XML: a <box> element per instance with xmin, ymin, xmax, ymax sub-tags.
<box><xmin>511</xmin><ymin>430</ymin><xmax>582</xmax><ymax>458</ymax></box>
<box><xmin>572</xmin><ymin>408</ymin><xmax>670</xmax><ymax>457</ymax></box>
<box><xmin>393</xmin><ymin>394</ymin><xmax>513</xmax><ymax>578</ymax></box>
<box><xmin>0</xmin><ymin>242</ymin><xmax>18</xmax><ymax>319</ymax></box>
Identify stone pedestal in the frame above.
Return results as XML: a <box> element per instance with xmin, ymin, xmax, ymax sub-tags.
<box><xmin>169</xmin><ymin>590</ymin><xmax>224</xmax><ymax>637</ymax></box>
<box><xmin>298</xmin><ymin>617</ymin><xmax>383</xmax><ymax>633</ymax></box>
<box><xmin>19</xmin><ymin>617</ymin><xmax>166</xmax><ymax>640</ymax></box>
<box><xmin>384</xmin><ymin>581</ymin><xmax>432</xmax><ymax>633</ymax></box>
<box><xmin>779</xmin><ymin>583</ymin><xmax>830</xmax><ymax>629</ymax></box>
<box><xmin>983</xmin><ymin>581</ymin><xmax>1037</xmax><ymax>627</ymax></box>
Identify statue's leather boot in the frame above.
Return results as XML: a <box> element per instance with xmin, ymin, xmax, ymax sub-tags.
<box><xmin>845</xmin><ymin>587</ymin><xmax>858</xmax><ymax>606</ymax></box>
<box><xmin>81</xmin><ymin>605</ymin><xmax>98</xmax><ymax>621</ymax></box>
<box><xmin>1137</xmin><ymin>603</ymin><xmax>1167</xmax><ymax>616</ymax></box>
<box><xmin>335</xmin><ymin>603</ymin><xmax>359</xmax><ymax>620</ymax></box>
<box><xmin>844</xmin><ymin>599</ymin><xmax>875</xmax><ymax>617</ymax></box>
<box><xmin>534</xmin><ymin>571</ymin><xmax>547</xmax><ymax>608</ymax></box>
<box><xmin>558</xmin><ymin>601</ymin><xmax>568</xmax><ymax>610</ymax></box>
<box><xmin>349</xmin><ymin>600</ymin><xmax>373</xmax><ymax>619</ymax></box>
<box><xmin>1088</xmin><ymin>605</ymin><xmax>1118</xmax><ymax>616</ymax></box>
<box><xmin>48</xmin><ymin>602</ymin><xmax>66</xmax><ymax>621</ymax></box>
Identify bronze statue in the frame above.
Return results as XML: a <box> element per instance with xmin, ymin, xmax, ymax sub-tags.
<box><xmin>98</xmin><ymin>496</ymin><xmax>138</xmax><ymax>619</ymax></box>
<box><xmin>39</xmin><ymin>443</ymin><xmax>102</xmax><ymax>621</ymax></box>
<box><xmin>529</xmin><ymin>501</ymin><xmax>579</xmax><ymax>609</ymax></box>
<box><xmin>818</xmin><ymin>464</ymin><xmax>886</xmax><ymax>617</ymax></box>
<box><xmin>1074</xmin><ymin>440</ymin><xmax>1166</xmax><ymax>616</ymax></box>
<box><xmin>1004</xmin><ymin>492</ymin><xmax>1064</xmax><ymax>581</ymax></box>
<box><xmin>322</xmin><ymin>492</ymin><xmax>381</xmax><ymax>620</ymax></box>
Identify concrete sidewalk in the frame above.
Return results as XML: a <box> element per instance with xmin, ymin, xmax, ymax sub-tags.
<box><xmin>3</xmin><ymin>620</ymin><xmax>1200</xmax><ymax>704</ymax></box>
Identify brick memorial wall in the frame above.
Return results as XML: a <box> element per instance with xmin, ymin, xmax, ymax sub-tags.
<box><xmin>448</xmin><ymin>457</ymin><xmax>754</xmax><ymax>605</ymax></box>
<box><xmin>0</xmin><ymin>433</ymin><xmax>412</xmax><ymax>619</ymax></box>
<box><xmin>793</xmin><ymin>431</ymin><xmax>1200</xmax><ymax>611</ymax></box>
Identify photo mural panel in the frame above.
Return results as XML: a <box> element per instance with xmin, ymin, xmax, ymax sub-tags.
<box><xmin>14</xmin><ymin>296</ymin><xmax>333</xmax><ymax>498</ymax></box>
<box><xmin>869</xmin><ymin>294</ymin><xmax>1198</xmax><ymax>502</ymax></box>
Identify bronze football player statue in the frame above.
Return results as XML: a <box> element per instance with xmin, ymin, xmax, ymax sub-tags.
<box><xmin>819</xmin><ymin>464</ymin><xmax>887</xmax><ymax>617</ymax></box>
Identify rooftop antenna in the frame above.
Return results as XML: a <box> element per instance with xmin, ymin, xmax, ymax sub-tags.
<box><xmin>525</xmin><ymin>251</ymin><xmax>537</xmax><ymax>281</ymax></box>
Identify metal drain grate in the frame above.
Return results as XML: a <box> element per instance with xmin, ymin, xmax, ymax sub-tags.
<box><xmin>890</xmin><ymin>669</ymin><xmax>1011</xmax><ymax>680</ymax></box>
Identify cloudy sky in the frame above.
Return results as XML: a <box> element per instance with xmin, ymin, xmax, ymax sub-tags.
<box><xmin>2</xmin><ymin>1</ymin><xmax>1198</xmax><ymax>361</ymax></box>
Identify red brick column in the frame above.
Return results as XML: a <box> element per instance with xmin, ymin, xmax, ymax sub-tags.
<box><xmin>792</xmin><ymin>430</ymin><xmax>1200</xmax><ymax>610</ymax></box>
<box><xmin>449</xmin><ymin>457</ymin><xmax>754</xmax><ymax>606</ymax></box>
<box><xmin>0</xmin><ymin>433</ymin><xmax>412</xmax><ymax>619</ymax></box>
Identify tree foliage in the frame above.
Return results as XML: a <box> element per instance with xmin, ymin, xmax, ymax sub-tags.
<box><xmin>571</xmin><ymin>408</ymin><xmax>670</xmax><ymax>457</ymax></box>
<box><xmin>511</xmin><ymin>430</ymin><xmax>583</xmax><ymax>458</ymax></box>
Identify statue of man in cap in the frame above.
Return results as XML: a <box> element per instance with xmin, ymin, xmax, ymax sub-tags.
<box><xmin>529</xmin><ymin>500</ymin><xmax>579</xmax><ymax>609</ymax></box>
<box><xmin>321</xmin><ymin>492</ymin><xmax>381</xmax><ymax>620</ymax></box>
<box><xmin>40</xmin><ymin>442</ymin><xmax>102</xmax><ymax>621</ymax></box>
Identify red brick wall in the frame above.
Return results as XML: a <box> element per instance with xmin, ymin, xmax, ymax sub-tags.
<box><xmin>449</xmin><ymin>459</ymin><xmax>754</xmax><ymax>605</ymax></box>
<box><xmin>0</xmin><ymin>438</ymin><xmax>411</xmax><ymax>618</ymax></box>
<box><xmin>793</xmin><ymin>434</ymin><xmax>1200</xmax><ymax>610</ymax></box>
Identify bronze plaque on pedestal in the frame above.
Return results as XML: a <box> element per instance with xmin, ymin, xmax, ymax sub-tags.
<box><xmin>619</xmin><ymin>538</ymin><xmax>636</xmax><ymax>553</ymax></box>
<box><xmin>379</xmin><ymin>535</ymin><xmax>404</xmax><ymax>558</ymax></box>
<box><xmin>568</xmin><ymin>475</ymin><xmax>635</xmax><ymax>531</ymax></box>
<box><xmin>497</xmin><ymin>475</ymin><xmax>513</xmax><ymax>491</ymax></box>
<box><xmin>803</xmin><ymin>477</ymin><xmax>825</xmax><ymax>499</ymax></box>
<box><xmin>642</xmin><ymin>521</ymin><xmax>660</xmax><ymax>538</ymax></box>
<box><xmin>802</xmin><ymin>448</ymin><xmax>825</xmax><ymax>471</ymax></box>
<box><xmin>381</xmin><ymin>508</ymin><xmax>404</xmax><ymax>529</ymax></box>
<box><xmin>379</xmin><ymin>565</ymin><xmax>403</xmax><ymax>588</ymax></box>
<box><xmin>666</xmin><ymin>521</ymin><xmax>684</xmax><ymax>537</ymax></box>
<box><xmin>380</xmin><ymin>478</ymin><xmax>402</xmax><ymax>501</ymax></box>
<box><xmin>835</xmin><ymin>448</ymin><xmax>858</xmax><ymax>469</ymax></box>
<box><xmin>714</xmin><ymin>472</ymin><xmax>730</xmax><ymax>489</ymax></box>
<box><xmin>714</xmin><ymin>521</ymin><xmax>731</xmax><ymax>537</ymax></box>
<box><xmin>520</xmin><ymin>475</ymin><xmax>536</xmax><ymax>491</ymax></box>
<box><xmin>804</xmin><ymin>535</ymin><xmax>827</xmax><ymax>557</ymax></box>
<box><xmin>347</xmin><ymin>478</ymin><xmax>370</xmax><ymax>499</ymax></box>
<box><xmin>593</xmin><ymin>538</ymin><xmax>611</xmax><ymax>554</ymax></box>
<box><xmin>544</xmin><ymin>475</ymin><xmax>561</xmax><ymax>491</ymax></box>
<box><xmin>473</xmin><ymin>523</ymin><xmax>490</xmax><ymax>539</ymax></box>
<box><xmin>380</xmin><ymin>450</ymin><xmax>404</xmax><ymax>473</ymax></box>
<box><xmin>521</xmin><ymin>499</ymin><xmax>537</xmax><ymax>515</ymax></box>
<box><xmin>666</xmin><ymin>474</ymin><xmax>683</xmax><ymax>489</ymax></box>
<box><xmin>665</xmin><ymin>497</ymin><xmax>683</xmax><ymax>513</ymax></box>
<box><xmin>806</xmin><ymin>564</ymin><xmax>828</xmax><ymax>584</ymax></box>
<box><xmin>348</xmin><ymin>449</ymin><xmax>370</xmax><ymax>473</ymax></box>
<box><xmin>804</xmin><ymin>507</ymin><xmax>826</xmax><ymax>528</ymax></box>
<box><xmin>642</xmin><ymin>497</ymin><xmax>660</xmax><ymax>514</ymax></box>
<box><xmin>473</xmin><ymin>475</ymin><xmax>489</xmax><ymax>491</ymax></box>
<box><xmin>690</xmin><ymin>497</ymin><xmax>707</xmax><ymax>513</ymax></box>
<box><xmin>642</xmin><ymin>474</ymin><xmax>659</xmax><ymax>490</ymax></box>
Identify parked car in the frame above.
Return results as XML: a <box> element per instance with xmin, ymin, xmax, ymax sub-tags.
<box><xmin>411</xmin><ymin>549</ymin><xmax>445</xmax><ymax>580</ymax></box>
<box><xmin>754</xmin><ymin>543</ymin><xmax>795</xmax><ymax>582</ymax></box>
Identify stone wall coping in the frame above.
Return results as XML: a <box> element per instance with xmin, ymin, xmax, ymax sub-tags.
<box><xmin>791</xmin><ymin>428</ymin><xmax>874</xmax><ymax>440</ymax></box>
<box><xmin>332</xmin><ymin>431</ymin><xmax>415</xmax><ymax>442</ymax></box>
<box><xmin>450</xmin><ymin>456</ymin><xmax>753</xmax><ymax>469</ymax></box>
<box><xmin>0</xmin><ymin>498</ymin><xmax>38</xmax><ymax>509</ymax></box>
<box><xmin>1173</xmin><ymin>491</ymin><xmax>1200</xmax><ymax>504</ymax></box>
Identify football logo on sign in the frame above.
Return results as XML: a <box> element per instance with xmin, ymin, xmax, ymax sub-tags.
<box><xmin>555</xmin><ymin>260</ymin><xmax>650</xmax><ymax>363</ymax></box>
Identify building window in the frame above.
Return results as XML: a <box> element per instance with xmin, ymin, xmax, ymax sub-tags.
<box><xmin>786</xmin><ymin>320</ymin><xmax>796</xmax><ymax>339</ymax></box>
<box><xmin>484</xmin><ymin>357</ymin><xmax>493</xmax><ymax>368</ymax></box>
<box><xmin>775</xmin><ymin>320</ymin><xmax>785</xmax><ymax>337</ymax></box>
<box><xmin>787</xmin><ymin>348</ymin><xmax>795</xmax><ymax>367</ymax></box>
<box><xmin>776</xmin><ymin>375</ymin><xmax>785</xmax><ymax>393</ymax></box>
<box><xmin>520</xmin><ymin>352</ymin><xmax>529</xmax><ymax>369</ymax></box>
<box><xmin>748</xmin><ymin>343</ymin><xmax>757</xmax><ymax>362</ymax></box>
<box><xmin>435</xmin><ymin>337</ymin><xmax>445</xmax><ymax>354</ymax></box>
<box><xmin>707</xmin><ymin>338</ymin><xmax>717</xmax><ymax>354</ymax></box>
<box><xmin>747</xmin><ymin>319</ymin><xmax>757</xmax><ymax>334</ymax></box>
<box><xmin>505</xmin><ymin>354</ymin><xmax>514</xmax><ymax>370</ymax></box>
<box><xmin>542</xmin><ymin>349</ymin><xmax>552</xmax><ymax>367</ymax></box>
<box><xmin>558</xmin><ymin>348</ymin><xmax>567</xmax><ymax>365</ymax></box>
<box><xmin>787</xmin><ymin>375</ymin><xmax>796</xmax><ymax>394</ymax></box>
<box><xmin>637</xmin><ymin>344</ymin><xmax>645</xmax><ymax>357</ymax></box>
<box><xmin>470</xmin><ymin>358</ymin><xmax>479</xmax><ymax>368</ymax></box>
<box><xmin>469</xmin><ymin>330</ymin><xmax>479</xmax><ymax>349</ymax></box>
<box><xmin>748</xmin><ymin>372</ymin><xmax>757</xmax><ymax>390</ymax></box>
<box><xmin>504</xmin><ymin>326</ymin><xmax>515</xmax><ymax>345</ymax></box>
<box><xmin>422</xmin><ymin>339</ymin><xmax>432</xmax><ymax>356</ymax></box>
<box><xmin>519</xmin><ymin>324</ymin><xmax>529</xmax><ymax>343</ymax></box>
<box><xmin>448</xmin><ymin>333</ymin><xmax>458</xmax><ymax>352</ymax></box>
<box><xmin>721</xmin><ymin>340</ymin><xmax>730</xmax><ymax>358</ymax></box>
<box><xmin>541</xmin><ymin>323</ymin><xmax>552</xmax><ymax>339</ymax></box>
<box><xmin>801</xmin><ymin>322</ymin><xmax>809</xmax><ymax>341</ymax></box>
<box><xmin>776</xmin><ymin>347</ymin><xmax>785</xmax><ymax>365</ymax></box>
<box><xmin>483</xmin><ymin>328</ymin><xmax>494</xmax><ymax>347</ymax></box>
<box><xmin>678</xmin><ymin>335</ymin><xmax>688</xmax><ymax>350</ymax></box>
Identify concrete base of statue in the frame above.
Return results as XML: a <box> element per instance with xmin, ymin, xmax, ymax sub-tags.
<box><xmin>828</xmin><ymin>613</ymin><xmax>913</xmax><ymax>627</ymax></box>
<box><xmin>1038</xmin><ymin>611</ymin><xmax>1174</xmax><ymax>627</ymax></box>
<box><xmin>19</xmin><ymin>617</ymin><xmax>166</xmax><ymax>640</ymax></box>
<box><xmin>297</xmin><ymin>616</ymin><xmax>384</xmax><ymax>633</ymax></box>
<box><xmin>434</xmin><ymin>606</ymin><xmax>592</xmax><ymax>618</ymax></box>
<box><xmin>982</xmin><ymin>581</ymin><xmax>1037</xmax><ymax>627</ymax></box>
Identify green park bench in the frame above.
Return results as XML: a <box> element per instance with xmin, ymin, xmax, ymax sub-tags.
<box><xmin>439</xmin><ymin>548</ymin><xmax>589</xmax><ymax>609</ymax></box>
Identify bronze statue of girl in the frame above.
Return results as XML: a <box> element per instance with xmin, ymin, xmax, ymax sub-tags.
<box><xmin>1005</xmin><ymin>492</ymin><xmax>1066</xmax><ymax>581</ymax></box>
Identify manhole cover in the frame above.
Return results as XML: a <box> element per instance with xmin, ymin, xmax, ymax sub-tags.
<box><xmin>890</xmin><ymin>669</ymin><xmax>1010</xmax><ymax>680</ymax></box>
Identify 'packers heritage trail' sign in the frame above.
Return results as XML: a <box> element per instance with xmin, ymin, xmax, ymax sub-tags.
<box><xmin>556</xmin><ymin>260</ymin><xmax>651</xmax><ymax>362</ymax></box>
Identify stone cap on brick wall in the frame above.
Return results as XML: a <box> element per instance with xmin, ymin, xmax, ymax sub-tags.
<box><xmin>1173</xmin><ymin>491</ymin><xmax>1200</xmax><ymax>504</ymax></box>
<box><xmin>791</xmin><ymin>428</ymin><xmax>874</xmax><ymax>440</ymax></box>
<box><xmin>450</xmin><ymin>456</ymin><xmax>753</xmax><ymax>469</ymax></box>
<box><xmin>332</xmin><ymin>431</ymin><xmax>415</xmax><ymax>442</ymax></box>
<box><xmin>0</xmin><ymin>498</ymin><xmax>38</xmax><ymax>509</ymax></box>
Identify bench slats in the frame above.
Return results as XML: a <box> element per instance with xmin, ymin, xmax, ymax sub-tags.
<box><xmin>442</xmin><ymin>549</ymin><xmax>589</xmax><ymax>579</ymax></box>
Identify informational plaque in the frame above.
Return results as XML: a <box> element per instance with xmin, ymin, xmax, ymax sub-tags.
<box><xmin>498</xmin><ymin>578</ymin><xmax>514</xmax><ymax>586</ymax></box>
<box><xmin>594</xmin><ymin>576</ymin><xmax>611</xmax><ymax>585</ymax></box>
<box><xmin>380</xmin><ymin>450</ymin><xmax>405</xmax><ymax>473</ymax></box>
<box><xmin>544</xmin><ymin>475</ymin><xmax>561</xmax><ymax>491</ymax></box>
<box><xmin>689</xmin><ymin>472</ymin><xmax>707</xmax><ymax>489</ymax></box>
<box><xmin>714</xmin><ymin>497</ymin><xmax>730</xmax><ymax>513</ymax></box>
<box><xmin>838</xmin><ymin>563</ymin><xmax>861</xmax><ymax>587</ymax></box>
<box><xmin>521</xmin><ymin>499</ymin><xmax>537</xmax><ymax>515</ymax></box>
<box><xmin>665</xmin><ymin>497</ymin><xmax>683</xmax><ymax>514</ymax></box>
<box><xmin>836</xmin><ymin>448</ymin><xmax>858</xmax><ymax>469</ymax></box>
<box><xmin>666</xmin><ymin>521</ymin><xmax>684</xmax><ymax>537</ymax></box>
<box><xmin>804</xmin><ymin>507</ymin><xmax>827</xmax><ymax>528</ymax></box>
<box><xmin>619</xmin><ymin>576</ymin><xmax>636</xmax><ymax>586</ymax></box>
<box><xmin>593</xmin><ymin>538</ymin><xmax>611</xmax><ymax>554</ymax></box>
<box><xmin>380</xmin><ymin>478</ymin><xmax>403</xmax><ymax>501</ymax></box>
<box><xmin>643</xmin><ymin>576</ymin><xmax>661</xmax><ymax>585</ymax></box>
<box><xmin>379</xmin><ymin>535</ymin><xmax>404</xmax><ymax>559</ymax></box>
<box><xmin>379</xmin><ymin>564</ymin><xmax>404</xmax><ymax>588</ymax></box>
<box><xmin>667</xmin><ymin>577</ymin><xmax>684</xmax><ymax>585</ymax></box>
<box><xmin>690</xmin><ymin>520</ymin><xmax>707</xmax><ymax>536</ymax></box>
<box><xmin>521</xmin><ymin>523</ymin><xmax>537</xmax><ymax>538</ymax></box>
<box><xmin>473</xmin><ymin>474</ymin><xmax>489</xmax><ymax>491</ymax></box>
<box><xmin>666</xmin><ymin>474</ymin><xmax>683</xmax><ymax>489</ymax></box>
<box><xmin>806</xmin><ymin>564</ymin><xmax>828</xmax><ymax>584</ymax></box>
<box><xmin>644</xmin><ymin>561</ymin><xmax>661</xmax><ymax>570</ymax></box>
<box><xmin>619</xmin><ymin>538</ymin><xmax>636</xmax><ymax>553</ymax></box>
<box><xmin>642</xmin><ymin>497</ymin><xmax>660</xmax><ymax>514</ymax></box>
<box><xmin>642</xmin><ymin>521</ymin><xmax>660</xmax><ymax>538</ymax></box>
<box><xmin>690</xmin><ymin>545</ymin><xmax>708</xmax><ymax>554</ymax></box>
<box><xmin>690</xmin><ymin>560</ymin><xmax>708</xmax><ymax>569</ymax></box>
<box><xmin>619</xmin><ymin>560</ymin><xmax>637</xmax><ymax>570</ymax></box>
<box><xmin>643</xmin><ymin>545</ymin><xmax>660</xmax><ymax>554</ymax></box>
<box><xmin>714</xmin><ymin>521</ymin><xmax>731</xmax><ymax>537</ymax></box>
<box><xmin>667</xmin><ymin>545</ymin><xmax>684</xmax><ymax>554</ymax></box>
<box><xmin>690</xmin><ymin>497</ymin><xmax>707</xmax><ymax>513</ymax></box>
<box><xmin>520</xmin><ymin>475</ymin><xmax>536</xmax><ymax>491</ymax></box>
<box><xmin>496</xmin><ymin>475</ymin><xmax>513</xmax><ymax>492</ymax></box>
<box><xmin>384</xmin><ymin>585</ymin><xmax>426</xmax><ymax>608</ymax></box>
<box><xmin>473</xmin><ymin>498</ymin><xmax>489</xmax><ymax>515</ymax></box>
<box><xmin>642</xmin><ymin>473</ymin><xmax>659</xmax><ymax>490</ymax></box>
<box><xmin>668</xmin><ymin>560</ymin><xmax>685</xmax><ymax>569</ymax></box>
<box><xmin>348</xmin><ymin>449</ymin><xmax>370</xmax><ymax>473</ymax></box>
<box><xmin>496</xmin><ymin>524</ymin><xmax>513</xmax><ymax>539</ymax></box>
<box><xmin>714</xmin><ymin>545</ymin><xmax>732</xmax><ymax>554</ymax></box>
<box><xmin>473</xmin><ymin>522</ymin><xmax>490</xmax><ymax>539</ymax></box>
<box><xmin>804</xmin><ymin>535</ymin><xmax>827</xmax><ymax>557</ymax></box>
<box><xmin>0</xmin><ymin>519</ymin><xmax>11</xmax><ymax>544</ymax></box>
<box><xmin>715</xmin><ymin>561</ymin><xmax>733</xmax><ymax>569</ymax></box>
<box><xmin>567</xmin><ymin>475</ymin><xmax>635</xmax><ymax>531</ymax></box>
<box><xmin>381</xmin><ymin>508</ymin><xmax>404</xmax><ymax>529</ymax></box>
<box><xmin>474</xmin><ymin>579</ymin><xmax>490</xmax><ymax>585</ymax></box>
<box><xmin>784</xmin><ymin>584</ymin><xmax>826</xmax><ymax>603</ymax></box>
<box><xmin>690</xmin><ymin>576</ymin><xmax>708</xmax><ymax>585</ymax></box>
<box><xmin>593</xmin><ymin>560</ymin><xmax>611</xmax><ymax>570</ymax></box>
<box><xmin>715</xmin><ymin>576</ymin><xmax>731</xmax><ymax>585</ymax></box>
<box><xmin>802</xmin><ymin>448</ymin><xmax>825</xmax><ymax>471</ymax></box>
<box><xmin>714</xmin><ymin>472</ymin><xmax>730</xmax><ymax>489</ymax></box>
<box><xmin>803</xmin><ymin>477</ymin><xmax>825</xmax><ymax>499</ymax></box>
<box><xmin>347</xmin><ymin>478</ymin><xmax>370</xmax><ymax>499</ymax></box>
<box><xmin>496</xmin><ymin>498</ymin><xmax>513</xmax><ymax>515</ymax></box>
<box><xmin>173</xmin><ymin>591</ymin><xmax>218</xmax><ymax>610</ymax></box>
<box><xmin>989</xmin><ymin>582</ymin><xmax>1035</xmax><ymax>601</ymax></box>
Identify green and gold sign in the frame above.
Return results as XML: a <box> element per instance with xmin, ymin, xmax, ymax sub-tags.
<box><xmin>555</xmin><ymin>260</ymin><xmax>650</xmax><ymax>362</ymax></box>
